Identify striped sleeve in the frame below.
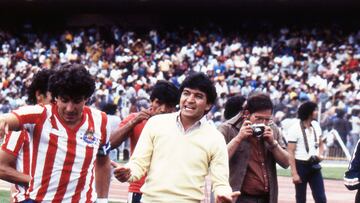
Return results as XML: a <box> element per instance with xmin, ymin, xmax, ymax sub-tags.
<box><xmin>12</xmin><ymin>105</ymin><xmax>47</xmax><ymax>126</ymax></box>
<box><xmin>1</xmin><ymin>130</ymin><xmax>26</xmax><ymax>157</ymax></box>
<box><xmin>345</xmin><ymin>139</ymin><xmax>360</xmax><ymax>190</ymax></box>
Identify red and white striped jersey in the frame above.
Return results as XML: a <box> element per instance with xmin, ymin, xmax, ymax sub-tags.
<box><xmin>1</xmin><ymin>129</ymin><xmax>31</xmax><ymax>202</ymax></box>
<box><xmin>12</xmin><ymin>103</ymin><xmax>110</xmax><ymax>203</ymax></box>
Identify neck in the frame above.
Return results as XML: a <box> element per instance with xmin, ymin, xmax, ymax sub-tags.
<box><xmin>302</xmin><ymin>119</ymin><xmax>312</xmax><ymax>128</ymax></box>
<box><xmin>180</xmin><ymin>114</ymin><xmax>200</xmax><ymax>131</ymax></box>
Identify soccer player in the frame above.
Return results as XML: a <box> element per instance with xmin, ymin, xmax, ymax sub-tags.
<box><xmin>0</xmin><ymin>64</ymin><xmax>111</xmax><ymax>202</ymax></box>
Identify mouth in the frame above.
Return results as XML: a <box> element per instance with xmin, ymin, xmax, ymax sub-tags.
<box><xmin>183</xmin><ymin>105</ymin><xmax>196</xmax><ymax>111</ymax></box>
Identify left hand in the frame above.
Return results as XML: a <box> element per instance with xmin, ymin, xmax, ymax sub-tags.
<box><xmin>216</xmin><ymin>191</ymin><xmax>241</xmax><ymax>203</ymax></box>
<box><xmin>262</xmin><ymin>126</ymin><xmax>274</xmax><ymax>144</ymax></box>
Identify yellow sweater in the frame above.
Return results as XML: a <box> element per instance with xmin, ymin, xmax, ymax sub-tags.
<box><xmin>127</xmin><ymin>112</ymin><xmax>232</xmax><ymax>202</ymax></box>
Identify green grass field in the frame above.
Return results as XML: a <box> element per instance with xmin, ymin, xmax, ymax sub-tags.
<box><xmin>277</xmin><ymin>166</ymin><xmax>347</xmax><ymax>180</ymax></box>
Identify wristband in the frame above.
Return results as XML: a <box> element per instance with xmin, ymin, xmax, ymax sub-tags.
<box><xmin>269</xmin><ymin>140</ymin><xmax>278</xmax><ymax>150</ymax></box>
<box><xmin>97</xmin><ymin>198</ymin><xmax>108</xmax><ymax>203</ymax></box>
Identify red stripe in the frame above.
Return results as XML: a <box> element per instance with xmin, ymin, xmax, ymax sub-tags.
<box><xmin>85</xmin><ymin>166</ymin><xmax>95</xmax><ymax>202</ymax></box>
<box><xmin>71</xmin><ymin>146</ymin><xmax>94</xmax><ymax>203</ymax></box>
<box><xmin>22</xmin><ymin>135</ymin><xmax>31</xmax><ymax>199</ymax></box>
<box><xmin>35</xmin><ymin>133</ymin><xmax>58</xmax><ymax>201</ymax></box>
<box><xmin>100</xmin><ymin>112</ymin><xmax>108</xmax><ymax>145</ymax></box>
<box><xmin>1</xmin><ymin>131</ymin><xmax>11</xmax><ymax>151</ymax></box>
<box><xmin>52</xmin><ymin>130</ymin><xmax>77</xmax><ymax>201</ymax></box>
<box><xmin>28</xmin><ymin>109</ymin><xmax>47</xmax><ymax>198</ymax></box>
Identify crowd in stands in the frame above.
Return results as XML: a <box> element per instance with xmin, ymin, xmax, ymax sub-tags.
<box><xmin>0</xmin><ymin>23</ymin><xmax>359</xmax><ymax>156</ymax></box>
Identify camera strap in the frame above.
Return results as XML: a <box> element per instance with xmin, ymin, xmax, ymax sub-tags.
<box><xmin>300</xmin><ymin>121</ymin><xmax>318</xmax><ymax>153</ymax></box>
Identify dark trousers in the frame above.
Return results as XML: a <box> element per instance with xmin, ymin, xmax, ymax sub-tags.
<box><xmin>295</xmin><ymin>160</ymin><xmax>327</xmax><ymax>203</ymax></box>
<box><xmin>128</xmin><ymin>192</ymin><xmax>142</xmax><ymax>203</ymax></box>
<box><xmin>236</xmin><ymin>193</ymin><xmax>269</xmax><ymax>203</ymax></box>
<box><xmin>20</xmin><ymin>200</ymin><xmax>37</xmax><ymax>203</ymax></box>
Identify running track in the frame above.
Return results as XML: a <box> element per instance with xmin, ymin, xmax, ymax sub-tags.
<box><xmin>0</xmin><ymin>176</ymin><xmax>356</xmax><ymax>202</ymax></box>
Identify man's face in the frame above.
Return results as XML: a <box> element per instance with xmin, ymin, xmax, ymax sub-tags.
<box><xmin>179</xmin><ymin>88</ymin><xmax>211</xmax><ymax>122</ymax></box>
<box><xmin>150</xmin><ymin>98</ymin><xmax>176</xmax><ymax>115</ymax></box>
<box><xmin>311</xmin><ymin>108</ymin><xmax>318</xmax><ymax>120</ymax></box>
<box><xmin>248</xmin><ymin>109</ymin><xmax>273</xmax><ymax>125</ymax></box>
<box><xmin>56</xmin><ymin>96</ymin><xmax>87</xmax><ymax>126</ymax></box>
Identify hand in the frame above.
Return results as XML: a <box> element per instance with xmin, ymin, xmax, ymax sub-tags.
<box><xmin>262</xmin><ymin>126</ymin><xmax>274</xmax><ymax>144</ymax></box>
<box><xmin>216</xmin><ymin>191</ymin><xmax>241</xmax><ymax>203</ymax></box>
<box><xmin>236</xmin><ymin>120</ymin><xmax>252</xmax><ymax>142</ymax></box>
<box><xmin>111</xmin><ymin>161</ymin><xmax>131</xmax><ymax>182</ymax></box>
<box><xmin>292</xmin><ymin>174</ymin><xmax>302</xmax><ymax>184</ymax></box>
<box><xmin>132</xmin><ymin>109</ymin><xmax>152</xmax><ymax>124</ymax></box>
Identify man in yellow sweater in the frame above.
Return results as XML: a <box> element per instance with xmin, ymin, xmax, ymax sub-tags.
<box><xmin>112</xmin><ymin>72</ymin><xmax>239</xmax><ymax>202</ymax></box>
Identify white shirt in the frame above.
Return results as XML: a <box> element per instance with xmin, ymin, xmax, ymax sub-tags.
<box><xmin>286</xmin><ymin>119</ymin><xmax>322</xmax><ymax>161</ymax></box>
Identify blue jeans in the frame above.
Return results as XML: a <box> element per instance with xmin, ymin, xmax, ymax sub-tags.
<box><xmin>295</xmin><ymin>160</ymin><xmax>327</xmax><ymax>203</ymax></box>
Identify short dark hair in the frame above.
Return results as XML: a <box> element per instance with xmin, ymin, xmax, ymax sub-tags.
<box><xmin>244</xmin><ymin>93</ymin><xmax>273</xmax><ymax>114</ymax></box>
<box><xmin>150</xmin><ymin>80</ymin><xmax>179</xmax><ymax>107</ymax></box>
<box><xmin>224</xmin><ymin>95</ymin><xmax>246</xmax><ymax>120</ymax></box>
<box><xmin>179</xmin><ymin>72</ymin><xmax>217</xmax><ymax>105</ymax></box>
<box><xmin>49</xmin><ymin>63</ymin><xmax>95</xmax><ymax>100</ymax></box>
<box><xmin>27</xmin><ymin>69</ymin><xmax>54</xmax><ymax>105</ymax></box>
<box><xmin>298</xmin><ymin>101</ymin><xmax>317</xmax><ymax>121</ymax></box>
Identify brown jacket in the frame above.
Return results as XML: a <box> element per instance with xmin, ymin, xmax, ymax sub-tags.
<box><xmin>217</xmin><ymin>113</ymin><xmax>288</xmax><ymax>203</ymax></box>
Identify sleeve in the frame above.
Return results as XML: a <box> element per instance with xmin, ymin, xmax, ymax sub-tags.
<box><xmin>273</xmin><ymin>125</ymin><xmax>287</xmax><ymax>149</ymax></box>
<box><xmin>210</xmin><ymin>132</ymin><xmax>233</xmax><ymax>197</ymax></box>
<box><xmin>126</xmin><ymin>116</ymin><xmax>155</xmax><ymax>182</ymax></box>
<box><xmin>12</xmin><ymin>105</ymin><xmax>47</xmax><ymax>126</ymax></box>
<box><xmin>345</xmin><ymin>139</ymin><xmax>360</xmax><ymax>190</ymax></box>
<box><xmin>1</xmin><ymin>130</ymin><xmax>26</xmax><ymax>157</ymax></box>
<box><xmin>119</xmin><ymin>113</ymin><xmax>136</xmax><ymax>128</ymax></box>
<box><xmin>286</xmin><ymin>124</ymin><xmax>299</xmax><ymax>143</ymax></box>
<box><xmin>97</xmin><ymin>112</ymin><xmax>111</xmax><ymax>156</ymax></box>
<box><xmin>217</xmin><ymin>123</ymin><xmax>233</xmax><ymax>144</ymax></box>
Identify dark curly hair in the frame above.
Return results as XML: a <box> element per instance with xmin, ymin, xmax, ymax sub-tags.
<box><xmin>298</xmin><ymin>101</ymin><xmax>317</xmax><ymax>121</ymax></box>
<box><xmin>48</xmin><ymin>63</ymin><xmax>95</xmax><ymax>100</ymax></box>
<box><xmin>179</xmin><ymin>72</ymin><xmax>217</xmax><ymax>105</ymax></box>
<box><xmin>27</xmin><ymin>69</ymin><xmax>54</xmax><ymax>105</ymax></box>
<box><xmin>150</xmin><ymin>80</ymin><xmax>179</xmax><ymax>107</ymax></box>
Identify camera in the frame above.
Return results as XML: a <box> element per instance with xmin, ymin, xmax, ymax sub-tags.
<box><xmin>251</xmin><ymin>123</ymin><xmax>266</xmax><ymax>138</ymax></box>
<box><xmin>308</xmin><ymin>155</ymin><xmax>321</xmax><ymax>164</ymax></box>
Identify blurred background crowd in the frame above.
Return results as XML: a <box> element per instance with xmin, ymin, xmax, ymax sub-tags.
<box><xmin>0</xmin><ymin>18</ymin><xmax>359</xmax><ymax>159</ymax></box>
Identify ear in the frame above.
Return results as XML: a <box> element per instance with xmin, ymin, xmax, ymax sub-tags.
<box><xmin>243</xmin><ymin>110</ymin><xmax>250</xmax><ymax>119</ymax></box>
<box><xmin>35</xmin><ymin>90</ymin><xmax>44</xmax><ymax>104</ymax></box>
<box><xmin>205</xmin><ymin>103</ymin><xmax>212</xmax><ymax>112</ymax></box>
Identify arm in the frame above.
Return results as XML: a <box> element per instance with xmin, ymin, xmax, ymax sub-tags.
<box><xmin>287</xmin><ymin>142</ymin><xmax>302</xmax><ymax>184</ymax></box>
<box><xmin>95</xmin><ymin>155</ymin><xmax>111</xmax><ymax>199</ymax></box>
<box><xmin>0</xmin><ymin>113</ymin><xmax>21</xmax><ymax>138</ymax></box>
<box><xmin>110</xmin><ymin>110</ymin><xmax>151</xmax><ymax>149</ymax></box>
<box><xmin>113</xmin><ymin>117</ymin><xmax>155</xmax><ymax>183</ymax></box>
<box><xmin>0</xmin><ymin>149</ymin><xmax>31</xmax><ymax>186</ymax></box>
<box><xmin>225</xmin><ymin>120</ymin><xmax>252</xmax><ymax>159</ymax></box>
<box><xmin>265</xmin><ymin>126</ymin><xmax>289</xmax><ymax>168</ymax></box>
<box><xmin>210</xmin><ymin>134</ymin><xmax>238</xmax><ymax>202</ymax></box>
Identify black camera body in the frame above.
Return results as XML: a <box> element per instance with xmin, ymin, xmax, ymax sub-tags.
<box><xmin>251</xmin><ymin>123</ymin><xmax>266</xmax><ymax>138</ymax></box>
<box><xmin>308</xmin><ymin>155</ymin><xmax>321</xmax><ymax>164</ymax></box>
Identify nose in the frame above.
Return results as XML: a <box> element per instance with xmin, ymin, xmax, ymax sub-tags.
<box><xmin>159</xmin><ymin>104</ymin><xmax>167</xmax><ymax>113</ymax></box>
<box><xmin>186</xmin><ymin>94</ymin><xmax>195</xmax><ymax>103</ymax></box>
<box><xmin>65</xmin><ymin>102</ymin><xmax>76</xmax><ymax>112</ymax></box>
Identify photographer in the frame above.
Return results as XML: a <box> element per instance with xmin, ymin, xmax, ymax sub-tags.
<box><xmin>218</xmin><ymin>93</ymin><xmax>289</xmax><ymax>203</ymax></box>
<box><xmin>287</xmin><ymin>101</ymin><xmax>327</xmax><ymax>203</ymax></box>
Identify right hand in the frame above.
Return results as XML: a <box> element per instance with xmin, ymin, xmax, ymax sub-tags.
<box><xmin>292</xmin><ymin>174</ymin><xmax>302</xmax><ymax>184</ymax></box>
<box><xmin>236</xmin><ymin>120</ymin><xmax>253</xmax><ymax>141</ymax></box>
<box><xmin>111</xmin><ymin>161</ymin><xmax>132</xmax><ymax>182</ymax></box>
<box><xmin>133</xmin><ymin>108</ymin><xmax>153</xmax><ymax>124</ymax></box>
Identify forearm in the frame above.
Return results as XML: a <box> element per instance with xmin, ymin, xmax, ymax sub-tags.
<box><xmin>110</xmin><ymin>121</ymin><xmax>136</xmax><ymax>149</ymax></box>
<box><xmin>95</xmin><ymin>156</ymin><xmax>111</xmax><ymax>198</ymax></box>
<box><xmin>288</xmin><ymin>152</ymin><xmax>298</xmax><ymax>177</ymax></box>
<box><xmin>0</xmin><ymin>165</ymin><xmax>30</xmax><ymax>186</ymax></box>
<box><xmin>227</xmin><ymin>137</ymin><xmax>242</xmax><ymax>159</ymax></box>
<box><xmin>270</xmin><ymin>144</ymin><xmax>290</xmax><ymax>168</ymax></box>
